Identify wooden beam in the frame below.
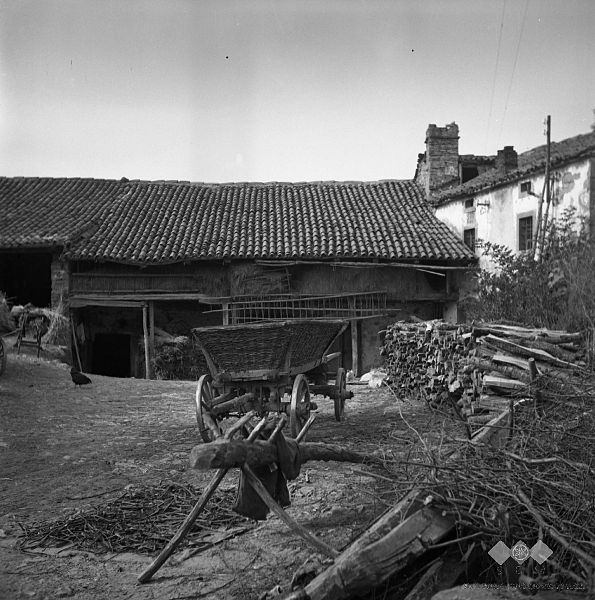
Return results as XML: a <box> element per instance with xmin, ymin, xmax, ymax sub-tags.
<box><xmin>241</xmin><ymin>465</ymin><xmax>338</xmax><ymax>559</ymax></box>
<box><xmin>188</xmin><ymin>439</ymin><xmax>384</xmax><ymax>471</ymax></box>
<box><xmin>351</xmin><ymin>320</ymin><xmax>359</xmax><ymax>377</ymax></box>
<box><xmin>148</xmin><ymin>300</ymin><xmax>155</xmax><ymax>363</ymax></box>
<box><xmin>70</xmin><ymin>315</ymin><xmax>83</xmax><ymax>372</ymax></box>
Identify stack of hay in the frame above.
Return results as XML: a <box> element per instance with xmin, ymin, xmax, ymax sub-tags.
<box><xmin>0</xmin><ymin>291</ymin><xmax>16</xmax><ymax>334</ymax></box>
<box><xmin>152</xmin><ymin>328</ymin><xmax>208</xmax><ymax>380</ymax></box>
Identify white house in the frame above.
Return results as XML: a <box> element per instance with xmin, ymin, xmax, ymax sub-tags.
<box><xmin>416</xmin><ymin>123</ymin><xmax>595</xmax><ymax>268</ymax></box>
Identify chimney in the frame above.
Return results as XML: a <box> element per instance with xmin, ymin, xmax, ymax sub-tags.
<box><xmin>423</xmin><ymin>122</ymin><xmax>460</xmax><ymax>197</ymax></box>
<box><xmin>496</xmin><ymin>146</ymin><xmax>518</xmax><ymax>173</ymax></box>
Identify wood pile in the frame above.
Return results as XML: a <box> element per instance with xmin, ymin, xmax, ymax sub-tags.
<box><xmin>381</xmin><ymin>320</ymin><xmax>587</xmax><ymax>429</ymax></box>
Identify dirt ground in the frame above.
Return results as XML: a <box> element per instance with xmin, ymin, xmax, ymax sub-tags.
<box><xmin>0</xmin><ymin>341</ymin><xmax>465</xmax><ymax>600</ymax></box>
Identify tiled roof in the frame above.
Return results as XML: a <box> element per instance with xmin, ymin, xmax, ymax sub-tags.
<box><xmin>0</xmin><ymin>177</ymin><xmax>475</xmax><ymax>264</ymax></box>
<box><xmin>434</xmin><ymin>130</ymin><xmax>595</xmax><ymax>204</ymax></box>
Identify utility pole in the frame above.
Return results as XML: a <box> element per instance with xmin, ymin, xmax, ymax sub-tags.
<box><xmin>539</xmin><ymin>115</ymin><xmax>552</xmax><ymax>254</ymax></box>
<box><xmin>533</xmin><ymin>115</ymin><xmax>550</xmax><ymax>259</ymax></box>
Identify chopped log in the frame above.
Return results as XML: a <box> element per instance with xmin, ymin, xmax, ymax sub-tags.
<box><xmin>292</xmin><ymin>507</ymin><xmax>453</xmax><ymax>600</ymax></box>
<box><xmin>189</xmin><ymin>440</ymin><xmax>384</xmax><ymax>471</ymax></box>
<box><xmin>465</xmin><ymin>357</ymin><xmax>531</xmax><ymax>383</ymax></box>
<box><xmin>483</xmin><ymin>335</ymin><xmax>576</xmax><ymax>368</ymax></box>
<box><xmin>492</xmin><ymin>353</ymin><xmax>530</xmax><ymax>371</ymax></box>
<box><xmin>403</xmin><ymin>546</ymin><xmax>482</xmax><ymax>600</ymax></box>
<box><xmin>517</xmin><ymin>338</ymin><xmax>577</xmax><ymax>362</ymax></box>
<box><xmin>482</xmin><ymin>375</ymin><xmax>527</xmax><ymax>392</ymax></box>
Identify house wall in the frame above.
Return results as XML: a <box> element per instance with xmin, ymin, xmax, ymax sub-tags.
<box><xmin>435</xmin><ymin>158</ymin><xmax>592</xmax><ymax>269</ymax></box>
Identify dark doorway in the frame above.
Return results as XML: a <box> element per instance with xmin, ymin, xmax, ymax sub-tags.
<box><xmin>92</xmin><ymin>333</ymin><xmax>131</xmax><ymax>377</ymax></box>
<box><xmin>0</xmin><ymin>252</ymin><xmax>52</xmax><ymax>306</ymax></box>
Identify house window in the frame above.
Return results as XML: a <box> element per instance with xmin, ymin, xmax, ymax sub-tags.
<box><xmin>518</xmin><ymin>216</ymin><xmax>533</xmax><ymax>251</ymax></box>
<box><xmin>520</xmin><ymin>181</ymin><xmax>532</xmax><ymax>196</ymax></box>
<box><xmin>463</xmin><ymin>228</ymin><xmax>476</xmax><ymax>251</ymax></box>
<box><xmin>464</xmin><ymin>198</ymin><xmax>475</xmax><ymax>211</ymax></box>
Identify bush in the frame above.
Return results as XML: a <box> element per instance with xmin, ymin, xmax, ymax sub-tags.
<box><xmin>463</xmin><ymin>209</ymin><xmax>595</xmax><ymax>335</ymax></box>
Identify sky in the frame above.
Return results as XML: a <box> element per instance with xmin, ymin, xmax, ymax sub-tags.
<box><xmin>1</xmin><ymin>0</ymin><xmax>594</xmax><ymax>183</ymax></box>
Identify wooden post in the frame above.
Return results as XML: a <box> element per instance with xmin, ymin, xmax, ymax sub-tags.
<box><xmin>350</xmin><ymin>320</ymin><xmax>359</xmax><ymax>377</ymax></box>
<box><xmin>222</xmin><ymin>302</ymin><xmax>230</xmax><ymax>326</ymax></box>
<box><xmin>142</xmin><ymin>303</ymin><xmax>151</xmax><ymax>380</ymax></box>
<box><xmin>70</xmin><ymin>315</ymin><xmax>83</xmax><ymax>372</ymax></box>
<box><xmin>148</xmin><ymin>301</ymin><xmax>155</xmax><ymax>363</ymax></box>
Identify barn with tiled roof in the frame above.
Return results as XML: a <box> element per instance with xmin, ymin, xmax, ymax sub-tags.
<box><xmin>0</xmin><ymin>175</ymin><xmax>476</xmax><ymax>378</ymax></box>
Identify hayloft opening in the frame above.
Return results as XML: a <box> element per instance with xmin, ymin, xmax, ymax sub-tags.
<box><xmin>461</xmin><ymin>165</ymin><xmax>479</xmax><ymax>183</ymax></box>
<box><xmin>92</xmin><ymin>333</ymin><xmax>131</xmax><ymax>377</ymax></box>
<box><xmin>0</xmin><ymin>252</ymin><xmax>52</xmax><ymax>307</ymax></box>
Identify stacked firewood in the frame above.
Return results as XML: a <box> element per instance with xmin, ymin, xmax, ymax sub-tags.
<box><xmin>380</xmin><ymin>321</ymin><xmax>472</xmax><ymax>405</ymax></box>
<box><xmin>381</xmin><ymin>320</ymin><xmax>587</xmax><ymax>426</ymax></box>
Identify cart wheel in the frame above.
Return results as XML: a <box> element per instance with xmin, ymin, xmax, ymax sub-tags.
<box><xmin>0</xmin><ymin>339</ymin><xmax>6</xmax><ymax>377</ymax></box>
<box><xmin>290</xmin><ymin>374</ymin><xmax>311</xmax><ymax>439</ymax></box>
<box><xmin>195</xmin><ymin>374</ymin><xmax>220</xmax><ymax>443</ymax></box>
<box><xmin>334</xmin><ymin>367</ymin><xmax>347</xmax><ymax>422</ymax></box>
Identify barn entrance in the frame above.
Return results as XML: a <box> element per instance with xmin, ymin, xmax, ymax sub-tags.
<box><xmin>92</xmin><ymin>333</ymin><xmax>131</xmax><ymax>377</ymax></box>
<box><xmin>0</xmin><ymin>252</ymin><xmax>52</xmax><ymax>307</ymax></box>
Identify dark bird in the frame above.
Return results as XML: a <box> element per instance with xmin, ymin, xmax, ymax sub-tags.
<box><xmin>70</xmin><ymin>367</ymin><xmax>92</xmax><ymax>387</ymax></box>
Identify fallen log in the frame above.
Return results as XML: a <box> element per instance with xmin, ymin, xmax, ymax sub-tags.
<box><xmin>189</xmin><ymin>440</ymin><xmax>384</xmax><ymax>471</ymax></box>
<box><xmin>284</xmin><ymin>507</ymin><xmax>453</xmax><ymax>600</ymax></box>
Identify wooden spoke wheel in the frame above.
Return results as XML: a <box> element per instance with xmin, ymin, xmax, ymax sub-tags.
<box><xmin>334</xmin><ymin>367</ymin><xmax>347</xmax><ymax>422</ymax></box>
<box><xmin>0</xmin><ymin>338</ymin><xmax>6</xmax><ymax>377</ymax></box>
<box><xmin>195</xmin><ymin>374</ymin><xmax>221</xmax><ymax>443</ymax></box>
<box><xmin>290</xmin><ymin>374</ymin><xmax>311</xmax><ymax>439</ymax></box>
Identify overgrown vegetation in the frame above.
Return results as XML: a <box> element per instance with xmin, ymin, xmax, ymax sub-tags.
<box><xmin>463</xmin><ymin>209</ymin><xmax>595</xmax><ymax>358</ymax></box>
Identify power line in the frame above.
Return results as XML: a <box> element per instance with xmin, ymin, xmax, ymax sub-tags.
<box><xmin>497</xmin><ymin>0</ymin><xmax>530</xmax><ymax>147</ymax></box>
<box><xmin>484</xmin><ymin>0</ymin><xmax>507</xmax><ymax>154</ymax></box>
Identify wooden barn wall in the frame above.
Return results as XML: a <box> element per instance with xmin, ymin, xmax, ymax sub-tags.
<box><xmin>283</xmin><ymin>264</ymin><xmax>452</xmax><ymax>374</ymax></box>
<box><xmin>69</xmin><ymin>260</ymin><xmax>459</xmax><ymax>377</ymax></box>
<box><xmin>71</xmin><ymin>261</ymin><xmax>230</xmax><ymax>297</ymax></box>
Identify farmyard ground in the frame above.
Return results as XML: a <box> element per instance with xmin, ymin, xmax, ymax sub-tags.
<box><xmin>0</xmin><ymin>345</ymin><xmax>464</xmax><ymax>600</ymax></box>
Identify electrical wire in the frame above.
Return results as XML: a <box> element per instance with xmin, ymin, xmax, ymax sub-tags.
<box><xmin>484</xmin><ymin>0</ymin><xmax>507</xmax><ymax>154</ymax></box>
<box><xmin>497</xmin><ymin>0</ymin><xmax>530</xmax><ymax>146</ymax></box>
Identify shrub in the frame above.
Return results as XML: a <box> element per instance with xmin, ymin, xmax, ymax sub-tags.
<box><xmin>463</xmin><ymin>209</ymin><xmax>595</xmax><ymax>336</ymax></box>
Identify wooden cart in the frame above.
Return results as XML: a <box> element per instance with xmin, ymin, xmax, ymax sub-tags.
<box><xmin>192</xmin><ymin>319</ymin><xmax>354</xmax><ymax>440</ymax></box>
